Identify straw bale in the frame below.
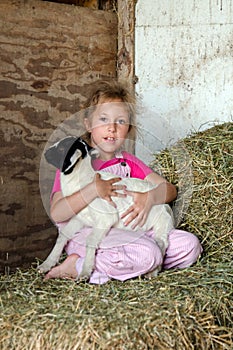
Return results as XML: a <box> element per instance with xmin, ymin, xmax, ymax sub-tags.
<box><xmin>0</xmin><ymin>122</ymin><xmax>232</xmax><ymax>349</ymax></box>
<box><xmin>150</xmin><ymin>122</ymin><xmax>232</xmax><ymax>264</ymax></box>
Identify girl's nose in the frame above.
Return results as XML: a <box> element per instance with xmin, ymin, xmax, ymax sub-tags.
<box><xmin>107</xmin><ymin>122</ymin><xmax>116</xmax><ymax>131</ymax></box>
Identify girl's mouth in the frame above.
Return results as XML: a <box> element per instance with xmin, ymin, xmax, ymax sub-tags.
<box><xmin>104</xmin><ymin>137</ymin><xmax>116</xmax><ymax>142</ymax></box>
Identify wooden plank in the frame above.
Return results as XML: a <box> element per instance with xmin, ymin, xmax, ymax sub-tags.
<box><xmin>117</xmin><ymin>0</ymin><xmax>136</xmax><ymax>152</ymax></box>
<box><xmin>42</xmin><ymin>0</ymin><xmax>98</xmax><ymax>9</ymax></box>
<box><xmin>117</xmin><ymin>0</ymin><xmax>136</xmax><ymax>88</ymax></box>
<box><xmin>42</xmin><ymin>0</ymin><xmax>116</xmax><ymax>11</ymax></box>
<box><xmin>0</xmin><ymin>0</ymin><xmax>117</xmax><ymax>272</ymax></box>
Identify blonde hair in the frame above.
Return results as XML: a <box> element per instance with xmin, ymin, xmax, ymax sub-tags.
<box><xmin>81</xmin><ymin>80</ymin><xmax>136</xmax><ymax>143</ymax></box>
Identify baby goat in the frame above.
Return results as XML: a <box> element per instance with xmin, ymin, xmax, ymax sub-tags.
<box><xmin>38</xmin><ymin>137</ymin><xmax>174</xmax><ymax>280</ymax></box>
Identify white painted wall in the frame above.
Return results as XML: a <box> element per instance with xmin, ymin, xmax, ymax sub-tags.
<box><xmin>135</xmin><ymin>0</ymin><xmax>233</xmax><ymax>163</ymax></box>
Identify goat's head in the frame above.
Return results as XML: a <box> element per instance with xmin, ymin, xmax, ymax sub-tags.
<box><xmin>45</xmin><ymin>137</ymin><xmax>94</xmax><ymax>175</ymax></box>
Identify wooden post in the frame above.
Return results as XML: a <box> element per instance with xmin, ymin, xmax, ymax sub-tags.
<box><xmin>117</xmin><ymin>0</ymin><xmax>137</xmax><ymax>152</ymax></box>
<box><xmin>117</xmin><ymin>0</ymin><xmax>136</xmax><ymax>89</ymax></box>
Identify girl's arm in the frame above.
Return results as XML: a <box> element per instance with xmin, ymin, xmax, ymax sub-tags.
<box><xmin>144</xmin><ymin>172</ymin><xmax>177</xmax><ymax>204</ymax></box>
<box><xmin>121</xmin><ymin>172</ymin><xmax>177</xmax><ymax>228</ymax></box>
<box><xmin>50</xmin><ymin>174</ymin><xmax>124</xmax><ymax>223</ymax></box>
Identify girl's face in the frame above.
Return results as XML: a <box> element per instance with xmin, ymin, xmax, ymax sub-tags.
<box><xmin>84</xmin><ymin>99</ymin><xmax>130</xmax><ymax>160</ymax></box>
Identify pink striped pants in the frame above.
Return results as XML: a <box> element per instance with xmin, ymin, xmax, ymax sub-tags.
<box><xmin>65</xmin><ymin>228</ymin><xmax>203</xmax><ymax>284</ymax></box>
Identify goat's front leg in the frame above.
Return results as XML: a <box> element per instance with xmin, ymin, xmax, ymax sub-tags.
<box><xmin>152</xmin><ymin>205</ymin><xmax>174</xmax><ymax>255</ymax></box>
<box><xmin>145</xmin><ymin>205</ymin><xmax>174</xmax><ymax>278</ymax></box>
<box><xmin>78</xmin><ymin>247</ymin><xmax>96</xmax><ymax>280</ymax></box>
<box><xmin>38</xmin><ymin>231</ymin><xmax>69</xmax><ymax>273</ymax></box>
<box><xmin>38</xmin><ymin>217</ymin><xmax>82</xmax><ymax>273</ymax></box>
<box><xmin>77</xmin><ymin>227</ymin><xmax>109</xmax><ymax>281</ymax></box>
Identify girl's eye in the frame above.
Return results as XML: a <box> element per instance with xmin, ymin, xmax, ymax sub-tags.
<box><xmin>99</xmin><ymin>116</ymin><xmax>108</xmax><ymax>123</ymax></box>
<box><xmin>98</xmin><ymin>116</ymin><xmax>128</xmax><ymax>125</ymax></box>
<box><xmin>117</xmin><ymin>119</ymin><xmax>127</xmax><ymax>125</ymax></box>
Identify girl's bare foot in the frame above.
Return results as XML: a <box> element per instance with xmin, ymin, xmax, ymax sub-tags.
<box><xmin>44</xmin><ymin>254</ymin><xmax>79</xmax><ymax>280</ymax></box>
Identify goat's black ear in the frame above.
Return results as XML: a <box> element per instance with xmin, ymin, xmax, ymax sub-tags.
<box><xmin>62</xmin><ymin>149</ymin><xmax>82</xmax><ymax>174</ymax></box>
<box><xmin>44</xmin><ymin>145</ymin><xmax>62</xmax><ymax>169</ymax></box>
<box><xmin>44</xmin><ymin>136</ymin><xmax>79</xmax><ymax>170</ymax></box>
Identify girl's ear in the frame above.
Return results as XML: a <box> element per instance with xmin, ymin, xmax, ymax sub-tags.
<box><xmin>84</xmin><ymin>118</ymin><xmax>92</xmax><ymax>132</ymax></box>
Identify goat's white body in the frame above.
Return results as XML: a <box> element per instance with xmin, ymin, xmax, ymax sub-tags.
<box><xmin>39</xmin><ymin>154</ymin><xmax>174</xmax><ymax>280</ymax></box>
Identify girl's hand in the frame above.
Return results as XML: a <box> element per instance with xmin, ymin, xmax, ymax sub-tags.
<box><xmin>121</xmin><ymin>190</ymin><xmax>154</xmax><ymax>229</ymax></box>
<box><xmin>94</xmin><ymin>173</ymin><xmax>126</xmax><ymax>207</ymax></box>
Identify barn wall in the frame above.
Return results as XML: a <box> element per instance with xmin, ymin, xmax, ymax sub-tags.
<box><xmin>135</xmin><ymin>0</ymin><xmax>233</xmax><ymax>164</ymax></box>
<box><xmin>0</xmin><ymin>0</ymin><xmax>117</xmax><ymax>273</ymax></box>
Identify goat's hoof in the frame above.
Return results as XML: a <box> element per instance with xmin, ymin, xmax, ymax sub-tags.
<box><xmin>37</xmin><ymin>263</ymin><xmax>51</xmax><ymax>274</ymax></box>
<box><xmin>75</xmin><ymin>273</ymin><xmax>90</xmax><ymax>283</ymax></box>
<box><xmin>145</xmin><ymin>268</ymin><xmax>160</xmax><ymax>279</ymax></box>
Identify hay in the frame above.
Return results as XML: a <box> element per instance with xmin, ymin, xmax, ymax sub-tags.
<box><xmin>151</xmin><ymin>122</ymin><xmax>233</xmax><ymax>264</ymax></box>
<box><xmin>1</xmin><ymin>265</ymin><xmax>232</xmax><ymax>350</ymax></box>
<box><xmin>0</xmin><ymin>123</ymin><xmax>232</xmax><ymax>350</ymax></box>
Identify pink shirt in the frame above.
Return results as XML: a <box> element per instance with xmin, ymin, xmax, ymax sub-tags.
<box><xmin>51</xmin><ymin>151</ymin><xmax>153</xmax><ymax>196</ymax></box>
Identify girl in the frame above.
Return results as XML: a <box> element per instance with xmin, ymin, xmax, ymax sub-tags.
<box><xmin>45</xmin><ymin>80</ymin><xmax>202</xmax><ymax>284</ymax></box>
